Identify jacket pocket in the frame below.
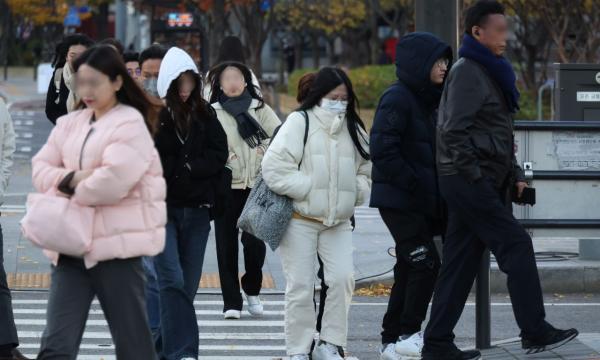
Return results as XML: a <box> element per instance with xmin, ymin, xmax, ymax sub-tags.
<box><xmin>228</xmin><ymin>153</ymin><xmax>244</xmax><ymax>184</ymax></box>
<box><xmin>470</xmin><ymin>134</ymin><xmax>496</xmax><ymax>159</ymax></box>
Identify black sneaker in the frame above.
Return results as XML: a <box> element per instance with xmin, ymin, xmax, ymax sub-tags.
<box><xmin>522</xmin><ymin>327</ymin><xmax>579</xmax><ymax>354</ymax></box>
<box><xmin>421</xmin><ymin>348</ymin><xmax>481</xmax><ymax>360</ymax></box>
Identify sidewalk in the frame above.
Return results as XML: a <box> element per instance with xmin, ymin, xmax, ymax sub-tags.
<box><xmin>480</xmin><ymin>334</ymin><xmax>600</xmax><ymax>359</ymax></box>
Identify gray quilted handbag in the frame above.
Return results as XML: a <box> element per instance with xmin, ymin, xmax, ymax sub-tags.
<box><xmin>237</xmin><ymin>111</ymin><xmax>309</xmax><ymax>251</ymax></box>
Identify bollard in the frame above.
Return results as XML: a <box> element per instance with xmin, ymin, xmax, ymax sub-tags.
<box><xmin>579</xmin><ymin>238</ymin><xmax>600</xmax><ymax>260</ymax></box>
<box><xmin>475</xmin><ymin>249</ymin><xmax>492</xmax><ymax>349</ymax></box>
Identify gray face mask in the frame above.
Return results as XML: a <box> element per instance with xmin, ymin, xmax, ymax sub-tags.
<box><xmin>143</xmin><ymin>77</ymin><xmax>159</xmax><ymax>98</ymax></box>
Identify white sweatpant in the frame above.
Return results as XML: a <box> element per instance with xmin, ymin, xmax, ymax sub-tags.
<box><xmin>278</xmin><ymin>218</ymin><xmax>355</xmax><ymax>355</ymax></box>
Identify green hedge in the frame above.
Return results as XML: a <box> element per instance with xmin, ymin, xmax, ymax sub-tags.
<box><xmin>288</xmin><ymin>65</ymin><xmax>543</xmax><ymax>118</ymax></box>
<box><xmin>288</xmin><ymin>65</ymin><xmax>396</xmax><ymax>109</ymax></box>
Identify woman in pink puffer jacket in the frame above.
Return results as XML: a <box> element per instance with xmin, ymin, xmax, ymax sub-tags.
<box><xmin>32</xmin><ymin>45</ymin><xmax>166</xmax><ymax>360</ymax></box>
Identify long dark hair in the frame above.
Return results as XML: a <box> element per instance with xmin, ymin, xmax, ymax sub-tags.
<box><xmin>73</xmin><ymin>45</ymin><xmax>162</xmax><ymax>135</ymax></box>
<box><xmin>165</xmin><ymin>70</ymin><xmax>214</xmax><ymax>134</ymax></box>
<box><xmin>208</xmin><ymin>61</ymin><xmax>264</xmax><ymax>108</ymax></box>
<box><xmin>216</xmin><ymin>36</ymin><xmax>246</xmax><ymax>64</ymax></box>
<box><xmin>298</xmin><ymin>67</ymin><xmax>369</xmax><ymax>160</ymax></box>
<box><xmin>52</xmin><ymin>33</ymin><xmax>94</xmax><ymax>69</ymax></box>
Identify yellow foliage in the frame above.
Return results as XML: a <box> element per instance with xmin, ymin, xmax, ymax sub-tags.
<box><xmin>7</xmin><ymin>0</ymin><xmax>112</xmax><ymax>26</ymax></box>
<box><xmin>7</xmin><ymin>0</ymin><xmax>69</xmax><ymax>25</ymax></box>
<box><xmin>275</xmin><ymin>0</ymin><xmax>366</xmax><ymax>35</ymax></box>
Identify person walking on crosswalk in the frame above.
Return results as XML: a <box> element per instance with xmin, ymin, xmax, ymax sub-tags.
<box><xmin>261</xmin><ymin>67</ymin><xmax>371</xmax><ymax>360</ymax></box>
<box><xmin>153</xmin><ymin>47</ymin><xmax>228</xmax><ymax>360</ymax></box>
<box><xmin>32</xmin><ymin>45</ymin><xmax>165</xmax><ymax>360</ymax></box>
<box><xmin>208</xmin><ymin>62</ymin><xmax>281</xmax><ymax>320</ymax></box>
<box><xmin>370</xmin><ymin>32</ymin><xmax>452</xmax><ymax>360</ymax></box>
<box><xmin>45</xmin><ymin>34</ymin><xmax>94</xmax><ymax>125</ymax></box>
<box><xmin>0</xmin><ymin>99</ymin><xmax>28</xmax><ymax>360</ymax></box>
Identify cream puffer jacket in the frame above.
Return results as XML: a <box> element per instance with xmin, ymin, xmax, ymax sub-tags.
<box><xmin>212</xmin><ymin>99</ymin><xmax>281</xmax><ymax>189</ymax></box>
<box><xmin>0</xmin><ymin>98</ymin><xmax>15</xmax><ymax>205</ymax></box>
<box><xmin>262</xmin><ymin>106</ymin><xmax>372</xmax><ymax>227</ymax></box>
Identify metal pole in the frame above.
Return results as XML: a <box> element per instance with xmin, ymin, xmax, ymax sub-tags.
<box><xmin>115</xmin><ymin>0</ymin><xmax>128</xmax><ymax>45</ymax></box>
<box><xmin>475</xmin><ymin>249</ymin><xmax>492</xmax><ymax>349</ymax></box>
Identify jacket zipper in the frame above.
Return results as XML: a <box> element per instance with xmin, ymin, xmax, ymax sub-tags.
<box><xmin>79</xmin><ymin>127</ymin><xmax>94</xmax><ymax>170</ymax></box>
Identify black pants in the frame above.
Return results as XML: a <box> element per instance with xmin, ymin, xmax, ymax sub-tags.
<box><xmin>379</xmin><ymin>209</ymin><xmax>440</xmax><ymax>344</ymax></box>
<box><xmin>215</xmin><ymin>188</ymin><xmax>266</xmax><ymax>311</ymax></box>
<box><xmin>424</xmin><ymin>175</ymin><xmax>549</xmax><ymax>352</ymax></box>
<box><xmin>0</xmin><ymin>223</ymin><xmax>18</xmax><ymax>350</ymax></box>
<box><xmin>38</xmin><ymin>256</ymin><xmax>156</xmax><ymax>360</ymax></box>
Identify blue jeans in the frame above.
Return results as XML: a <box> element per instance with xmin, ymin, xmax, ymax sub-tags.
<box><xmin>154</xmin><ymin>207</ymin><xmax>211</xmax><ymax>360</ymax></box>
<box><xmin>142</xmin><ymin>256</ymin><xmax>161</xmax><ymax>349</ymax></box>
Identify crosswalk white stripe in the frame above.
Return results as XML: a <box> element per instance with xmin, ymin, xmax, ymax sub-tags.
<box><xmin>18</xmin><ymin>343</ymin><xmax>286</xmax><ymax>351</ymax></box>
<box><xmin>12</xmin><ymin>299</ymin><xmax>287</xmax><ymax>305</ymax></box>
<box><xmin>15</xmin><ymin>319</ymin><xmax>284</xmax><ymax>327</ymax></box>
<box><xmin>22</xmin><ymin>356</ymin><xmax>351</xmax><ymax>360</ymax></box>
<box><xmin>13</xmin><ymin>308</ymin><xmax>285</xmax><ymax>316</ymax></box>
<box><xmin>18</xmin><ymin>331</ymin><xmax>285</xmax><ymax>340</ymax></box>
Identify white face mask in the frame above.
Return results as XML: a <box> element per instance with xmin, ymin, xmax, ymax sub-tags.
<box><xmin>321</xmin><ymin>98</ymin><xmax>348</xmax><ymax>115</ymax></box>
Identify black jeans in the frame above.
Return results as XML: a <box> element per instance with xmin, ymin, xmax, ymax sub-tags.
<box><xmin>0</xmin><ymin>222</ymin><xmax>18</xmax><ymax>349</ymax></box>
<box><xmin>379</xmin><ymin>209</ymin><xmax>440</xmax><ymax>344</ymax></box>
<box><xmin>424</xmin><ymin>174</ymin><xmax>549</xmax><ymax>352</ymax></box>
<box><xmin>38</xmin><ymin>256</ymin><xmax>156</xmax><ymax>360</ymax></box>
<box><xmin>215</xmin><ymin>188</ymin><xmax>266</xmax><ymax>311</ymax></box>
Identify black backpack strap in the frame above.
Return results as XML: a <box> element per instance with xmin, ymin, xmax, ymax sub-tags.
<box><xmin>298</xmin><ymin>110</ymin><xmax>309</xmax><ymax>169</ymax></box>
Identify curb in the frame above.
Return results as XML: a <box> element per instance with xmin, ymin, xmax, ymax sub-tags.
<box><xmin>354</xmin><ymin>262</ymin><xmax>600</xmax><ymax>293</ymax></box>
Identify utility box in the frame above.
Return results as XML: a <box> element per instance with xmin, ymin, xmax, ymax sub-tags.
<box><xmin>554</xmin><ymin>63</ymin><xmax>600</xmax><ymax>121</ymax></box>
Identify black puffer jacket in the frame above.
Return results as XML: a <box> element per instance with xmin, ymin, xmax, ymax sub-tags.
<box><xmin>436</xmin><ymin>57</ymin><xmax>525</xmax><ymax>188</ymax></box>
<box><xmin>155</xmin><ymin>106</ymin><xmax>228</xmax><ymax>208</ymax></box>
<box><xmin>370</xmin><ymin>32</ymin><xmax>452</xmax><ymax>222</ymax></box>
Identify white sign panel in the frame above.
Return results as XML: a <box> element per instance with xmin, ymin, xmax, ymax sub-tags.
<box><xmin>577</xmin><ymin>91</ymin><xmax>600</xmax><ymax>102</ymax></box>
<box><xmin>551</xmin><ymin>132</ymin><xmax>600</xmax><ymax>170</ymax></box>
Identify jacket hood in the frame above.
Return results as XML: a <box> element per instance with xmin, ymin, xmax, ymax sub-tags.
<box><xmin>395</xmin><ymin>32</ymin><xmax>452</xmax><ymax>106</ymax></box>
<box><xmin>157</xmin><ymin>47</ymin><xmax>199</xmax><ymax>99</ymax></box>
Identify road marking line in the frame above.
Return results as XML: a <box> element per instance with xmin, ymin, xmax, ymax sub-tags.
<box><xmin>12</xmin><ymin>299</ymin><xmax>287</xmax><ymax>305</ymax></box>
<box><xmin>18</xmin><ymin>331</ymin><xmax>285</xmax><ymax>340</ymax></box>
<box><xmin>13</xmin><ymin>308</ymin><xmax>285</xmax><ymax>316</ymax></box>
<box><xmin>14</xmin><ymin>319</ymin><xmax>284</xmax><ymax>327</ymax></box>
<box><xmin>22</xmin><ymin>357</ymin><xmax>319</xmax><ymax>360</ymax></box>
<box><xmin>18</xmin><ymin>343</ymin><xmax>286</xmax><ymax>351</ymax></box>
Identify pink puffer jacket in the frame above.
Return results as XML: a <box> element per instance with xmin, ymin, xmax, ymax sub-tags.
<box><xmin>32</xmin><ymin>104</ymin><xmax>166</xmax><ymax>268</ymax></box>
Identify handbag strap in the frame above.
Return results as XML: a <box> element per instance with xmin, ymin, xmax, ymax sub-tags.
<box><xmin>298</xmin><ymin>110</ymin><xmax>309</xmax><ymax>170</ymax></box>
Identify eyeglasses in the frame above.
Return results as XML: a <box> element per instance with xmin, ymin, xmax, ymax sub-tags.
<box><xmin>435</xmin><ymin>58</ymin><xmax>450</xmax><ymax>68</ymax></box>
<box><xmin>127</xmin><ymin>68</ymin><xmax>142</xmax><ymax>77</ymax></box>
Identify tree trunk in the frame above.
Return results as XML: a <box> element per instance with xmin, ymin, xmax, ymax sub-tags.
<box><xmin>208</xmin><ymin>0</ymin><xmax>227</xmax><ymax>68</ymax></box>
<box><xmin>311</xmin><ymin>33</ymin><xmax>319</xmax><ymax>68</ymax></box>
<box><xmin>96</xmin><ymin>3</ymin><xmax>110</xmax><ymax>39</ymax></box>
<box><xmin>294</xmin><ymin>33</ymin><xmax>303</xmax><ymax>69</ymax></box>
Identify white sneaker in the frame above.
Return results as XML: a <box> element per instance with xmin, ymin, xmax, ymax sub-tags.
<box><xmin>245</xmin><ymin>294</ymin><xmax>264</xmax><ymax>316</ymax></box>
<box><xmin>395</xmin><ymin>331</ymin><xmax>423</xmax><ymax>357</ymax></box>
<box><xmin>380</xmin><ymin>343</ymin><xmax>401</xmax><ymax>360</ymax></box>
<box><xmin>223</xmin><ymin>309</ymin><xmax>241</xmax><ymax>319</ymax></box>
<box><xmin>290</xmin><ymin>355</ymin><xmax>310</xmax><ymax>360</ymax></box>
<box><xmin>180</xmin><ymin>358</ymin><xmax>196</xmax><ymax>360</ymax></box>
<box><xmin>312</xmin><ymin>341</ymin><xmax>344</xmax><ymax>360</ymax></box>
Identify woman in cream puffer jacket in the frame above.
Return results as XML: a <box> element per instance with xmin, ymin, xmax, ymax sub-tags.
<box><xmin>261</xmin><ymin>67</ymin><xmax>371</xmax><ymax>359</ymax></box>
<box><xmin>207</xmin><ymin>61</ymin><xmax>281</xmax><ymax>319</ymax></box>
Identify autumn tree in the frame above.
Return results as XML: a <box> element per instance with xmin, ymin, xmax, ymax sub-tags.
<box><xmin>275</xmin><ymin>0</ymin><xmax>367</xmax><ymax>68</ymax></box>
<box><xmin>540</xmin><ymin>0</ymin><xmax>600</xmax><ymax>64</ymax></box>
<box><xmin>503</xmin><ymin>0</ymin><xmax>553</xmax><ymax>99</ymax></box>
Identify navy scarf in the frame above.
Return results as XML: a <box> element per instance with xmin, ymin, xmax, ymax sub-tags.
<box><xmin>459</xmin><ymin>34</ymin><xmax>520</xmax><ymax>112</ymax></box>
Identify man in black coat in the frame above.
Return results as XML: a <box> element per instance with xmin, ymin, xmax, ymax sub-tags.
<box><xmin>370</xmin><ymin>32</ymin><xmax>451</xmax><ymax>360</ymax></box>
<box><xmin>422</xmin><ymin>2</ymin><xmax>578</xmax><ymax>360</ymax></box>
